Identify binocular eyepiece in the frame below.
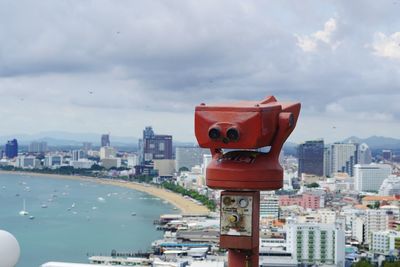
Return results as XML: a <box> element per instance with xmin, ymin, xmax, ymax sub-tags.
<box><xmin>208</xmin><ymin>127</ymin><xmax>240</xmax><ymax>143</ymax></box>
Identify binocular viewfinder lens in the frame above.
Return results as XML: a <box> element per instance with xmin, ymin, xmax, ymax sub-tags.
<box><xmin>208</xmin><ymin>127</ymin><xmax>221</xmax><ymax>140</ymax></box>
<box><xmin>226</xmin><ymin>128</ymin><xmax>239</xmax><ymax>141</ymax></box>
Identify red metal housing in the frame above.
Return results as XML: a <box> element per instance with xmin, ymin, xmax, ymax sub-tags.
<box><xmin>194</xmin><ymin>96</ymin><xmax>300</xmax><ymax>190</ymax></box>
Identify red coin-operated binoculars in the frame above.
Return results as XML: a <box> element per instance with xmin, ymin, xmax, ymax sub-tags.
<box><xmin>195</xmin><ymin>96</ymin><xmax>300</xmax><ymax>267</ymax></box>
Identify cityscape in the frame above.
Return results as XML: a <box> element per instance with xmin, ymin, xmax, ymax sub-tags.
<box><xmin>0</xmin><ymin>1</ymin><xmax>399</xmax><ymax>267</ymax></box>
<box><xmin>1</xmin><ymin>126</ymin><xmax>400</xmax><ymax>267</ymax></box>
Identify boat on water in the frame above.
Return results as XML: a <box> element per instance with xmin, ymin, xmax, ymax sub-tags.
<box><xmin>19</xmin><ymin>199</ymin><xmax>29</xmax><ymax>216</ymax></box>
<box><xmin>41</xmin><ymin>204</ymin><xmax>48</xmax><ymax>208</ymax></box>
<box><xmin>131</xmin><ymin>212</ymin><xmax>137</xmax><ymax>216</ymax></box>
<box><xmin>29</xmin><ymin>215</ymin><xmax>35</xmax><ymax>220</ymax></box>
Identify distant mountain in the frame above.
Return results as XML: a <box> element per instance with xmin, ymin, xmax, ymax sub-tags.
<box><xmin>342</xmin><ymin>136</ymin><xmax>400</xmax><ymax>150</ymax></box>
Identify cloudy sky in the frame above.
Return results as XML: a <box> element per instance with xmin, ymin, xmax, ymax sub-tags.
<box><xmin>0</xmin><ymin>0</ymin><xmax>399</xmax><ymax>143</ymax></box>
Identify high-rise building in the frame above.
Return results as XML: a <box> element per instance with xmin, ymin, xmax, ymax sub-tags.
<box><xmin>323</xmin><ymin>146</ymin><xmax>332</xmax><ymax>177</ymax></box>
<box><xmin>101</xmin><ymin>134</ymin><xmax>110</xmax><ymax>147</ymax></box>
<box><xmin>82</xmin><ymin>142</ymin><xmax>92</xmax><ymax>152</ymax></box>
<box><xmin>298</xmin><ymin>140</ymin><xmax>324</xmax><ymax>177</ymax></box>
<box><xmin>260</xmin><ymin>192</ymin><xmax>279</xmax><ymax>219</ymax></box>
<box><xmin>354</xmin><ymin>163</ymin><xmax>392</xmax><ymax>192</ymax></box>
<box><xmin>44</xmin><ymin>155</ymin><xmax>62</xmax><ymax>167</ymax></box>
<box><xmin>365</xmin><ymin>209</ymin><xmax>392</xmax><ymax>244</ymax></box>
<box><xmin>382</xmin><ymin>150</ymin><xmax>393</xmax><ymax>162</ymax></box>
<box><xmin>72</xmin><ymin>150</ymin><xmax>85</xmax><ymax>161</ymax></box>
<box><xmin>287</xmin><ymin>223</ymin><xmax>345</xmax><ymax>267</ymax></box>
<box><xmin>331</xmin><ymin>143</ymin><xmax>358</xmax><ymax>176</ymax></box>
<box><xmin>379</xmin><ymin>175</ymin><xmax>400</xmax><ymax>196</ymax></box>
<box><xmin>127</xmin><ymin>154</ymin><xmax>138</xmax><ymax>168</ymax></box>
<box><xmin>139</xmin><ymin>126</ymin><xmax>172</xmax><ymax>165</ymax></box>
<box><xmin>99</xmin><ymin>147</ymin><xmax>116</xmax><ymax>159</ymax></box>
<box><xmin>5</xmin><ymin>139</ymin><xmax>18</xmax><ymax>159</ymax></box>
<box><xmin>358</xmin><ymin>143</ymin><xmax>372</xmax><ymax>164</ymax></box>
<box><xmin>370</xmin><ymin>231</ymin><xmax>400</xmax><ymax>256</ymax></box>
<box><xmin>175</xmin><ymin>146</ymin><xmax>209</xmax><ymax>171</ymax></box>
<box><xmin>29</xmin><ymin>141</ymin><xmax>48</xmax><ymax>153</ymax></box>
<box><xmin>16</xmin><ymin>156</ymin><xmax>40</xmax><ymax>169</ymax></box>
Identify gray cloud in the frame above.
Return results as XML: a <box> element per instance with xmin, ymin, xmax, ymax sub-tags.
<box><xmin>0</xmin><ymin>0</ymin><xmax>399</xmax><ymax>142</ymax></box>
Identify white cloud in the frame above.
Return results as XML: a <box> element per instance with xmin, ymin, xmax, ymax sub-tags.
<box><xmin>295</xmin><ymin>18</ymin><xmax>341</xmax><ymax>52</ymax></box>
<box><xmin>325</xmin><ymin>102</ymin><xmax>345</xmax><ymax>113</ymax></box>
<box><xmin>370</xmin><ymin>32</ymin><xmax>400</xmax><ymax>60</ymax></box>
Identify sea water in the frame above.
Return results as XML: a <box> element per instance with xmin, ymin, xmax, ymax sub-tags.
<box><xmin>0</xmin><ymin>173</ymin><xmax>176</xmax><ymax>267</ymax></box>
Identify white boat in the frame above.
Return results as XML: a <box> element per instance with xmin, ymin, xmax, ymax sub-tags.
<box><xmin>71</xmin><ymin>203</ymin><xmax>76</xmax><ymax>208</ymax></box>
<box><xmin>41</xmin><ymin>204</ymin><xmax>48</xmax><ymax>208</ymax></box>
<box><xmin>29</xmin><ymin>216</ymin><xmax>35</xmax><ymax>220</ymax></box>
<box><xmin>131</xmin><ymin>212</ymin><xmax>137</xmax><ymax>216</ymax></box>
<box><xmin>19</xmin><ymin>199</ymin><xmax>29</xmax><ymax>216</ymax></box>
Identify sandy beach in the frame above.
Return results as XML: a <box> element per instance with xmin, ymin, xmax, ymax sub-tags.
<box><xmin>0</xmin><ymin>170</ymin><xmax>210</xmax><ymax>215</ymax></box>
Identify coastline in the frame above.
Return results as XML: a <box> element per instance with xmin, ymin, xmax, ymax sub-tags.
<box><xmin>0</xmin><ymin>170</ymin><xmax>210</xmax><ymax>215</ymax></box>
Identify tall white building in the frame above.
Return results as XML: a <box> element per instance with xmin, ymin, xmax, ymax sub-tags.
<box><xmin>44</xmin><ymin>155</ymin><xmax>62</xmax><ymax>167</ymax></box>
<box><xmin>370</xmin><ymin>231</ymin><xmax>400</xmax><ymax>255</ymax></box>
<box><xmin>324</xmin><ymin>146</ymin><xmax>332</xmax><ymax>177</ymax></box>
<box><xmin>260</xmin><ymin>192</ymin><xmax>279</xmax><ymax>219</ymax></box>
<box><xmin>354</xmin><ymin>164</ymin><xmax>392</xmax><ymax>192</ymax></box>
<box><xmin>365</xmin><ymin>209</ymin><xmax>391</xmax><ymax>244</ymax></box>
<box><xmin>358</xmin><ymin>143</ymin><xmax>372</xmax><ymax>164</ymax></box>
<box><xmin>175</xmin><ymin>146</ymin><xmax>208</xmax><ymax>172</ymax></box>
<box><xmin>72</xmin><ymin>150</ymin><xmax>85</xmax><ymax>161</ymax></box>
<box><xmin>202</xmin><ymin>154</ymin><xmax>212</xmax><ymax>175</ymax></box>
<box><xmin>29</xmin><ymin>141</ymin><xmax>48</xmax><ymax>153</ymax></box>
<box><xmin>287</xmin><ymin>223</ymin><xmax>345</xmax><ymax>267</ymax></box>
<box><xmin>70</xmin><ymin>159</ymin><xmax>94</xmax><ymax>169</ymax></box>
<box><xmin>331</xmin><ymin>143</ymin><xmax>357</xmax><ymax>176</ymax></box>
<box><xmin>127</xmin><ymin>155</ymin><xmax>138</xmax><ymax>168</ymax></box>
<box><xmin>153</xmin><ymin>159</ymin><xmax>175</xmax><ymax>177</ymax></box>
<box><xmin>100</xmin><ymin>147</ymin><xmax>116</xmax><ymax>160</ymax></box>
<box><xmin>379</xmin><ymin>175</ymin><xmax>400</xmax><ymax>196</ymax></box>
<box><xmin>16</xmin><ymin>156</ymin><xmax>40</xmax><ymax>169</ymax></box>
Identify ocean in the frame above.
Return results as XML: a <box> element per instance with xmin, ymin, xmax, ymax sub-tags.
<box><xmin>0</xmin><ymin>173</ymin><xmax>176</xmax><ymax>267</ymax></box>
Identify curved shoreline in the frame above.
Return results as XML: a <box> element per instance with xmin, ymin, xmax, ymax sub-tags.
<box><xmin>0</xmin><ymin>170</ymin><xmax>210</xmax><ymax>215</ymax></box>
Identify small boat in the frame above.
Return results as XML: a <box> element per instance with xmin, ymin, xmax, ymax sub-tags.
<box><xmin>41</xmin><ymin>204</ymin><xmax>48</xmax><ymax>208</ymax></box>
<box><xmin>71</xmin><ymin>203</ymin><xmax>76</xmax><ymax>208</ymax></box>
<box><xmin>131</xmin><ymin>212</ymin><xmax>136</xmax><ymax>216</ymax></box>
<box><xmin>29</xmin><ymin>216</ymin><xmax>35</xmax><ymax>220</ymax></box>
<box><xmin>19</xmin><ymin>199</ymin><xmax>29</xmax><ymax>216</ymax></box>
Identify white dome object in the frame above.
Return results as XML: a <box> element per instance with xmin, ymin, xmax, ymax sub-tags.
<box><xmin>0</xmin><ymin>230</ymin><xmax>20</xmax><ymax>267</ymax></box>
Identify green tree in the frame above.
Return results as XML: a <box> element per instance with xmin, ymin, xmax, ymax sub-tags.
<box><xmin>353</xmin><ymin>259</ymin><xmax>373</xmax><ymax>267</ymax></box>
<box><xmin>162</xmin><ymin>182</ymin><xmax>216</xmax><ymax>211</ymax></box>
<box><xmin>306</xmin><ymin>182</ymin><xmax>320</xmax><ymax>188</ymax></box>
<box><xmin>178</xmin><ymin>167</ymin><xmax>189</xmax><ymax>173</ymax></box>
